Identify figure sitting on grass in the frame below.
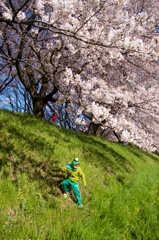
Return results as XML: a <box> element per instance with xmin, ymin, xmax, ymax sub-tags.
<box><xmin>54</xmin><ymin>158</ymin><xmax>86</xmax><ymax>207</ymax></box>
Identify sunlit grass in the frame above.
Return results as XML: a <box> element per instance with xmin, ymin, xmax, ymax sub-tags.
<box><xmin>0</xmin><ymin>109</ymin><xmax>159</xmax><ymax>239</ymax></box>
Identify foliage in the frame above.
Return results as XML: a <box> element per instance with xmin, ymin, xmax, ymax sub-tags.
<box><xmin>0</xmin><ymin>1</ymin><xmax>159</xmax><ymax>151</ymax></box>
<box><xmin>1</xmin><ymin>109</ymin><xmax>159</xmax><ymax>239</ymax></box>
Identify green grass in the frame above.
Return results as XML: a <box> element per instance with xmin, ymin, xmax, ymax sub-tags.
<box><xmin>0</xmin><ymin>109</ymin><xmax>159</xmax><ymax>240</ymax></box>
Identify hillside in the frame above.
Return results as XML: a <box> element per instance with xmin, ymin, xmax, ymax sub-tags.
<box><xmin>1</xmin><ymin>109</ymin><xmax>159</xmax><ymax>240</ymax></box>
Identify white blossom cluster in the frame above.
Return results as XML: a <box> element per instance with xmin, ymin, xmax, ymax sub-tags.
<box><xmin>0</xmin><ymin>0</ymin><xmax>159</xmax><ymax>152</ymax></box>
<box><xmin>1</xmin><ymin>0</ymin><xmax>159</xmax><ymax>62</ymax></box>
<box><xmin>61</xmin><ymin>68</ymin><xmax>159</xmax><ymax>152</ymax></box>
<box><xmin>16</xmin><ymin>11</ymin><xmax>26</xmax><ymax>21</ymax></box>
<box><xmin>0</xmin><ymin>2</ymin><xmax>12</xmax><ymax>20</ymax></box>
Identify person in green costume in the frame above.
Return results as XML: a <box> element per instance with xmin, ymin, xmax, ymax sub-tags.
<box><xmin>55</xmin><ymin>158</ymin><xmax>86</xmax><ymax>207</ymax></box>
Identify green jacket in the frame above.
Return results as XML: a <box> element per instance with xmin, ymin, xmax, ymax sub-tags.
<box><xmin>58</xmin><ymin>164</ymin><xmax>86</xmax><ymax>186</ymax></box>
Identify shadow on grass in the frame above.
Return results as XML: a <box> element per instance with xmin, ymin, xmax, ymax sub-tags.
<box><xmin>80</xmin><ymin>136</ymin><xmax>134</xmax><ymax>173</ymax></box>
<box><xmin>0</xmin><ymin>151</ymin><xmax>78</xmax><ymax>205</ymax></box>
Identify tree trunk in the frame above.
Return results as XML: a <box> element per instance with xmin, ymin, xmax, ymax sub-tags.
<box><xmin>87</xmin><ymin>122</ymin><xmax>101</xmax><ymax>135</ymax></box>
<box><xmin>33</xmin><ymin>98</ymin><xmax>45</xmax><ymax>119</ymax></box>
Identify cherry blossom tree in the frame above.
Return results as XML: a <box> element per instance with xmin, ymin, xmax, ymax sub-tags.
<box><xmin>0</xmin><ymin>0</ymin><xmax>159</xmax><ymax>152</ymax></box>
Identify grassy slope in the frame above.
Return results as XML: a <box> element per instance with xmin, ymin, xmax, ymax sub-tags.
<box><xmin>1</xmin><ymin>109</ymin><xmax>159</xmax><ymax>240</ymax></box>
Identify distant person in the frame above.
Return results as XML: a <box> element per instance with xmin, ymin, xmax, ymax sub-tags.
<box><xmin>54</xmin><ymin>158</ymin><xmax>86</xmax><ymax>207</ymax></box>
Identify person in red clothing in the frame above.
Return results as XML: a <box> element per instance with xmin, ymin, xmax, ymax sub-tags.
<box><xmin>51</xmin><ymin>115</ymin><xmax>57</xmax><ymax>121</ymax></box>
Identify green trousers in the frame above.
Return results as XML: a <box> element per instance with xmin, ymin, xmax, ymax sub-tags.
<box><xmin>62</xmin><ymin>179</ymin><xmax>82</xmax><ymax>206</ymax></box>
